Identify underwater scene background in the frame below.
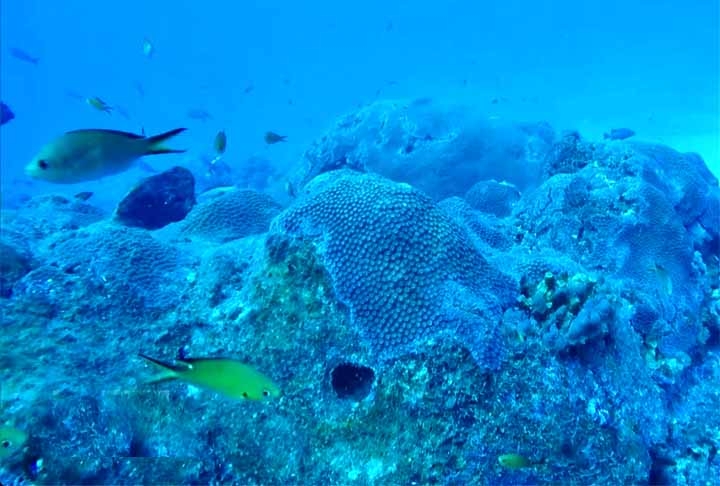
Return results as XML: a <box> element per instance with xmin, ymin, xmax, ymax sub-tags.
<box><xmin>0</xmin><ymin>0</ymin><xmax>718</xmax><ymax>484</ymax></box>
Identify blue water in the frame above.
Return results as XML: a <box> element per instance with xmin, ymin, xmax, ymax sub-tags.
<box><xmin>1</xmin><ymin>0</ymin><xmax>718</xmax><ymax>208</ymax></box>
<box><xmin>1</xmin><ymin>1</ymin><xmax>719</xmax><ymax>484</ymax></box>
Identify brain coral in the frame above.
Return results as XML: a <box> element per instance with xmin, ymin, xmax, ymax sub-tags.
<box><xmin>180</xmin><ymin>188</ymin><xmax>282</xmax><ymax>243</ymax></box>
<box><xmin>3</xmin><ymin>194</ymin><xmax>106</xmax><ymax>241</ymax></box>
<box><xmin>35</xmin><ymin>223</ymin><xmax>191</xmax><ymax>318</ymax></box>
<box><xmin>271</xmin><ymin>170</ymin><xmax>517</xmax><ymax>369</ymax></box>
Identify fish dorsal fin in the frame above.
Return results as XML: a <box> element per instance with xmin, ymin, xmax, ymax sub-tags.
<box><xmin>66</xmin><ymin>128</ymin><xmax>144</xmax><ymax>139</ymax></box>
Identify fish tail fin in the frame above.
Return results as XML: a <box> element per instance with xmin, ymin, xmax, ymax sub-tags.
<box><xmin>145</xmin><ymin>127</ymin><xmax>187</xmax><ymax>155</ymax></box>
<box><xmin>138</xmin><ymin>353</ymin><xmax>183</xmax><ymax>383</ymax></box>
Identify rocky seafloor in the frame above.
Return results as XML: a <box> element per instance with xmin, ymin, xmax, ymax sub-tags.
<box><xmin>1</xmin><ymin>99</ymin><xmax>718</xmax><ymax>485</ymax></box>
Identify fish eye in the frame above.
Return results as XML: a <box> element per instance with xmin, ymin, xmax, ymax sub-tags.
<box><xmin>262</xmin><ymin>390</ymin><xmax>270</xmax><ymax>397</ymax></box>
<box><xmin>1</xmin><ymin>440</ymin><xmax>10</xmax><ymax>448</ymax></box>
<box><xmin>38</xmin><ymin>159</ymin><xmax>49</xmax><ymax>170</ymax></box>
<box><xmin>242</xmin><ymin>392</ymin><xmax>249</xmax><ymax>399</ymax></box>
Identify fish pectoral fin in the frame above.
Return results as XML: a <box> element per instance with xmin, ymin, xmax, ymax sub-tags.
<box><xmin>144</xmin><ymin>372</ymin><xmax>179</xmax><ymax>385</ymax></box>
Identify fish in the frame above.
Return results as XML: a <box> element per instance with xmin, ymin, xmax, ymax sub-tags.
<box><xmin>214</xmin><ymin>130</ymin><xmax>227</xmax><ymax>155</ymax></box>
<box><xmin>9</xmin><ymin>47</ymin><xmax>39</xmax><ymax>65</ymax></box>
<box><xmin>498</xmin><ymin>453</ymin><xmax>531</xmax><ymax>469</ymax></box>
<box><xmin>650</xmin><ymin>262</ymin><xmax>673</xmax><ymax>296</ymax></box>
<box><xmin>86</xmin><ymin>96</ymin><xmax>112</xmax><ymax>114</ymax></box>
<box><xmin>138</xmin><ymin>353</ymin><xmax>281</xmax><ymax>401</ymax></box>
<box><xmin>264</xmin><ymin>131</ymin><xmax>287</xmax><ymax>144</ymax></box>
<box><xmin>114</xmin><ymin>105</ymin><xmax>132</xmax><ymax>120</ymax></box>
<box><xmin>134</xmin><ymin>81</ymin><xmax>145</xmax><ymax>98</ymax></box>
<box><xmin>73</xmin><ymin>191</ymin><xmax>94</xmax><ymax>201</ymax></box>
<box><xmin>64</xmin><ymin>89</ymin><xmax>84</xmax><ymax>100</ymax></box>
<box><xmin>26</xmin><ymin>127</ymin><xmax>187</xmax><ymax>184</ymax></box>
<box><xmin>285</xmin><ymin>180</ymin><xmax>297</xmax><ymax>198</ymax></box>
<box><xmin>1</xmin><ymin>102</ymin><xmax>15</xmax><ymax>126</ymax></box>
<box><xmin>187</xmin><ymin>109</ymin><xmax>212</xmax><ymax>121</ymax></box>
<box><xmin>0</xmin><ymin>426</ymin><xmax>28</xmax><ymax>460</ymax></box>
<box><xmin>142</xmin><ymin>37</ymin><xmax>154</xmax><ymax>58</ymax></box>
<box><xmin>603</xmin><ymin>128</ymin><xmax>635</xmax><ymax>141</ymax></box>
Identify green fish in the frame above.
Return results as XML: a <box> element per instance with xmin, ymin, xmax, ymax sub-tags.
<box><xmin>0</xmin><ymin>426</ymin><xmax>28</xmax><ymax>460</ymax></box>
<box><xmin>498</xmin><ymin>453</ymin><xmax>532</xmax><ymax>469</ymax></box>
<box><xmin>139</xmin><ymin>354</ymin><xmax>281</xmax><ymax>401</ymax></box>
<box><xmin>26</xmin><ymin>128</ymin><xmax>187</xmax><ymax>184</ymax></box>
<box><xmin>86</xmin><ymin>96</ymin><xmax>113</xmax><ymax>114</ymax></box>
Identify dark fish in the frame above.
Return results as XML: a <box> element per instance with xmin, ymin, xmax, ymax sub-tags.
<box><xmin>243</xmin><ymin>84</ymin><xmax>254</xmax><ymax>94</ymax></box>
<box><xmin>74</xmin><ymin>191</ymin><xmax>94</xmax><ymax>201</ymax></box>
<box><xmin>10</xmin><ymin>47</ymin><xmax>39</xmax><ymax>65</ymax></box>
<box><xmin>410</xmin><ymin>97</ymin><xmax>433</xmax><ymax>107</ymax></box>
<box><xmin>187</xmin><ymin>108</ymin><xmax>212</xmax><ymax>121</ymax></box>
<box><xmin>264</xmin><ymin>131</ymin><xmax>287</xmax><ymax>144</ymax></box>
<box><xmin>214</xmin><ymin>130</ymin><xmax>227</xmax><ymax>154</ymax></box>
<box><xmin>604</xmin><ymin>128</ymin><xmax>635</xmax><ymax>140</ymax></box>
<box><xmin>0</xmin><ymin>102</ymin><xmax>15</xmax><ymax>125</ymax></box>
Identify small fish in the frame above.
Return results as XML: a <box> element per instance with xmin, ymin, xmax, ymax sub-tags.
<box><xmin>137</xmin><ymin>160</ymin><xmax>158</xmax><ymax>173</ymax></box>
<box><xmin>214</xmin><ymin>130</ymin><xmax>227</xmax><ymax>155</ymax></box>
<box><xmin>10</xmin><ymin>47</ymin><xmax>39</xmax><ymax>65</ymax></box>
<box><xmin>64</xmin><ymin>89</ymin><xmax>84</xmax><ymax>100</ymax></box>
<box><xmin>264</xmin><ymin>131</ymin><xmax>287</xmax><ymax>144</ymax></box>
<box><xmin>650</xmin><ymin>262</ymin><xmax>673</xmax><ymax>296</ymax></box>
<box><xmin>285</xmin><ymin>180</ymin><xmax>297</xmax><ymax>198</ymax></box>
<box><xmin>0</xmin><ymin>426</ymin><xmax>28</xmax><ymax>460</ymax></box>
<box><xmin>73</xmin><ymin>191</ymin><xmax>94</xmax><ymax>201</ymax></box>
<box><xmin>142</xmin><ymin>37</ymin><xmax>154</xmax><ymax>58</ymax></box>
<box><xmin>1</xmin><ymin>102</ymin><xmax>15</xmax><ymax>126</ymax></box>
<box><xmin>138</xmin><ymin>354</ymin><xmax>281</xmax><ymax>401</ymax></box>
<box><xmin>603</xmin><ymin>128</ymin><xmax>635</xmax><ymax>141</ymax></box>
<box><xmin>114</xmin><ymin>105</ymin><xmax>131</xmax><ymax>120</ymax></box>
<box><xmin>243</xmin><ymin>84</ymin><xmax>255</xmax><ymax>94</ymax></box>
<box><xmin>26</xmin><ymin>127</ymin><xmax>187</xmax><ymax>184</ymax></box>
<box><xmin>498</xmin><ymin>453</ymin><xmax>531</xmax><ymax>470</ymax></box>
<box><xmin>187</xmin><ymin>109</ymin><xmax>212</xmax><ymax>121</ymax></box>
<box><xmin>86</xmin><ymin>96</ymin><xmax>112</xmax><ymax>114</ymax></box>
<box><xmin>134</xmin><ymin>81</ymin><xmax>145</xmax><ymax>98</ymax></box>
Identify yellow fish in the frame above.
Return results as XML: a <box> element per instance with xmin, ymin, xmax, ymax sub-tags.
<box><xmin>0</xmin><ymin>426</ymin><xmax>28</xmax><ymax>460</ymax></box>
<box><xmin>139</xmin><ymin>354</ymin><xmax>281</xmax><ymax>401</ymax></box>
<box><xmin>86</xmin><ymin>96</ymin><xmax>112</xmax><ymax>114</ymax></box>
<box><xmin>26</xmin><ymin>128</ymin><xmax>187</xmax><ymax>184</ymax></box>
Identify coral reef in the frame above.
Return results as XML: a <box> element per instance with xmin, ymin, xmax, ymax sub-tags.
<box><xmin>1</xmin><ymin>105</ymin><xmax>718</xmax><ymax>485</ymax></box>
<box><xmin>179</xmin><ymin>188</ymin><xmax>282</xmax><ymax>243</ymax></box>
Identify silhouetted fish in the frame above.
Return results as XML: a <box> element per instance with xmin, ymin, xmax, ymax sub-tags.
<box><xmin>0</xmin><ymin>102</ymin><xmax>15</xmax><ymax>125</ymax></box>
<box><xmin>603</xmin><ymin>128</ymin><xmax>635</xmax><ymax>140</ymax></box>
<box><xmin>10</xmin><ymin>47</ymin><xmax>39</xmax><ymax>65</ymax></box>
